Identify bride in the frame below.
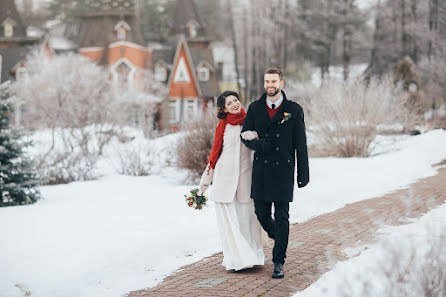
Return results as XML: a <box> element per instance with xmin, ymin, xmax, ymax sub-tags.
<box><xmin>198</xmin><ymin>90</ymin><xmax>264</xmax><ymax>271</ymax></box>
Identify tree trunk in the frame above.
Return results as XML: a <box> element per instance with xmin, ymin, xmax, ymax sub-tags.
<box><xmin>342</xmin><ymin>0</ymin><xmax>353</xmax><ymax>81</ymax></box>
<box><xmin>410</xmin><ymin>0</ymin><xmax>418</xmax><ymax>63</ymax></box>
<box><xmin>401</xmin><ymin>0</ymin><xmax>409</xmax><ymax>57</ymax></box>
<box><xmin>226</xmin><ymin>0</ymin><xmax>242</xmax><ymax>96</ymax></box>
<box><xmin>243</xmin><ymin>3</ymin><xmax>250</xmax><ymax>103</ymax></box>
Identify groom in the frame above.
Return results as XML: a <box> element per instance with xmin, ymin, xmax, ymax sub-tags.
<box><xmin>241</xmin><ymin>67</ymin><xmax>309</xmax><ymax>278</ymax></box>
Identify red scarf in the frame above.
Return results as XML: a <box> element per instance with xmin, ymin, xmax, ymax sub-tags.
<box><xmin>207</xmin><ymin>108</ymin><xmax>247</xmax><ymax>171</ymax></box>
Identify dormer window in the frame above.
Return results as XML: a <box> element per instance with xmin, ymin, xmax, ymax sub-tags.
<box><xmin>198</xmin><ymin>67</ymin><xmax>209</xmax><ymax>82</ymax></box>
<box><xmin>186</xmin><ymin>20</ymin><xmax>199</xmax><ymax>39</ymax></box>
<box><xmin>197</xmin><ymin>61</ymin><xmax>213</xmax><ymax>82</ymax></box>
<box><xmin>154</xmin><ymin>63</ymin><xmax>168</xmax><ymax>82</ymax></box>
<box><xmin>117</xmin><ymin>27</ymin><xmax>126</xmax><ymax>40</ymax></box>
<box><xmin>114</xmin><ymin>20</ymin><xmax>131</xmax><ymax>41</ymax></box>
<box><xmin>2</xmin><ymin>18</ymin><xmax>16</xmax><ymax>38</ymax></box>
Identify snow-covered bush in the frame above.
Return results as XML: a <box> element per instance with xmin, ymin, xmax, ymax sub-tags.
<box><xmin>300</xmin><ymin>78</ymin><xmax>415</xmax><ymax>157</ymax></box>
<box><xmin>36</xmin><ymin>147</ymin><xmax>97</xmax><ymax>185</ymax></box>
<box><xmin>114</xmin><ymin>143</ymin><xmax>157</xmax><ymax>176</ymax></box>
<box><xmin>176</xmin><ymin>111</ymin><xmax>219</xmax><ymax>182</ymax></box>
<box><xmin>320</xmin><ymin>224</ymin><xmax>446</xmax><ymax>297</ymax></box>
<box><xmin>31</xmin><ymin>126</ymin><xmax>117</xmax><ymax>184</ymax></box>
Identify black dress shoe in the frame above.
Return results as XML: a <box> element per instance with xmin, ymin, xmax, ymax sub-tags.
<box><xmin>272</xmin><ymin>263</ymin><xmax>284</xmax><ymax>279</ymax></box>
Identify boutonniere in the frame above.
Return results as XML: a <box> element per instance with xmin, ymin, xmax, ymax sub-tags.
<box><xmin>280</xmin><ymin>112</ymin><xmax>292</xmax><ymax>124</ymax></box>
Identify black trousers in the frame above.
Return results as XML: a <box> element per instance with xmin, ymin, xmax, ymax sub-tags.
<box><xmin>254</xmin><ymin>200</ymin><xmax>290</xmax><ymax>265</ymax></box>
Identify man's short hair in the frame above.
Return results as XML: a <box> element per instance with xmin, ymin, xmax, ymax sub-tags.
<box><xmin>265</xmin><ymin>67</ymin><xmax>283</xmax><ymax>81</ymax></box>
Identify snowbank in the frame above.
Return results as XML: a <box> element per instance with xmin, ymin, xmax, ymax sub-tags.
<box><xmin>1</xmin><ymin>129</ymin><xmax>446</xmax><ymax>297</ymax></box>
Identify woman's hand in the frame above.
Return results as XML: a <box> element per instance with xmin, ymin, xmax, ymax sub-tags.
<box><xmin>199</xmin><ymin>164</ymin><xmax>214</xmax><ymax>195</ymax></box>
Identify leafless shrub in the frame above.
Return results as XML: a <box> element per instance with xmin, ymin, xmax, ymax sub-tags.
<box><xmin>32</xmin><ymin>126</ymin><xmax>120</xmax><ymax>185</ymax></box>
<box><xmin>300</xmin><ymin>77</ymin><xmax>416</xmax><ymax>157</ymax></box>
<box><xmin>34</xmin><ymin>129</ymin><xmax>100</xmax><ymax>185</ymax></box>
<box><xmin>115</xmin><ymin>143</ymin><xmax>157</xmax><ymax>176</ymax></box>
<box><xmin>176</xmin><ymin>111</ymin><xmax>219</xmax><ymax>182</ymax></box>
<box><xmin>331</xmin><ymin>224</ymin><xmax>446</xmax><ymax>297</ymax></box>
<box><xmin>37</xmin><ymin>149</ymin><xmax>98</xmax><ymax>185</ymax></box>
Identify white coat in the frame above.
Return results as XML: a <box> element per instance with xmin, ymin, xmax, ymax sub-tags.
<box><xmin>200</xmin><ymin>124</ymin><xmax>254</xmax><ymax>204</ymax></box>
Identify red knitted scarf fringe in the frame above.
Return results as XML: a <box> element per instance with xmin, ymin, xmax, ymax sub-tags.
<box><xmin>207</xmin><ymin>108</ymin><xmax>246</xmax><ymax>173</ymax></box>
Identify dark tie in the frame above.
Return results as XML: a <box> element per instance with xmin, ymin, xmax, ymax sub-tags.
<box><xmin>272</xmin><ymin>104</ymin><xmax>276</xmax><ymax>109</ymax></box>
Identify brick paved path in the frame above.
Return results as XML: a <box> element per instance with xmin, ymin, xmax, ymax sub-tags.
<box><xmin>128</xmin><ymin>166</ymin><xmax>446</xmax><ymax>297</ymax></box>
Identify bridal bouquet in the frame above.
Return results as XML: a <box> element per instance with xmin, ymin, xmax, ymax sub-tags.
<box><xmin>185</xmin><ymin>188</ymin><xmax>208</xmax><ymax>210</ymax></box>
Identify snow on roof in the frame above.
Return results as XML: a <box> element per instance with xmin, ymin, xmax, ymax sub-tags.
<box><xmin>26</xmin><ymin>26</ymin><xmax>44</xmax><ymax>38</ymax></box>
<box><xmin>49</xmin><ymin>36</ymin><xmax>77</xmax><ymax>51</ymax></box>
<box><xmin>119</xmin><ymin>92</ymin><xmax>163</xmax><ymax>104</ymax></box>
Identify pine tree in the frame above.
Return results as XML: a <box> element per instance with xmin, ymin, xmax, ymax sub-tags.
<box><xmin>0</xmin><ymin>99</ymin><xmax>40</xmax><ymax>207</ymax></box>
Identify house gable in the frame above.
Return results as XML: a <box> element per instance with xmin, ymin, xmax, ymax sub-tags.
<box><xmin>167</xmin><ymin>36</ymin><xmax>201</xmax><ymax>98</ymax></box>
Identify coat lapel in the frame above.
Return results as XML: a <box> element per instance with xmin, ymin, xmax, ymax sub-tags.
<box><xmin>270</xmin><ymin>91</ymin><xmax>289</xmax><ymax>125</ymax></box>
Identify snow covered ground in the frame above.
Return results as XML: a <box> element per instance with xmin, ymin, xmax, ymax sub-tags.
<box><xmin>1</xmin><ymin>129</ymin><xmax>446</xmax><ymax>297</ymax></box>
<box><xmin>293</xmin><ymin>201</ymin><xmax>446</xmax><ymax>297</ymax></box>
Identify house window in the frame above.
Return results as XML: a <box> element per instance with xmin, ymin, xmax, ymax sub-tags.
<box><xmin>117</xmin><ymin>27</ymin><xmax>126</xmax><ymax>40</ymax></box>
<box><xmin>4</xmin><ymin>22</ymin><xmax>13</xmax><ymax>37</ymax></box>
<box><xmin>114</xmin><ymin>21</ymin><xmax>130</xmax><ymax>41</ymax></box>
<box><xmin>188</xmin><ymin>23</ymin><xmax>197</xmax><ymax>38</ymax></box>
<box><xmin>186</xmin><ymin>99</ymin><xmax>196</xmax><ymax>119</ymax></box>
<box><xmin>173</xmin><ymin>58</ymin><xmax>190</xmax><ymax>82</ymax></box>
<box><xmin>198</xmin><ymin>67</ymin><xmax>209</xmax><ymax>82</ymax></box>
<box><xmin>154</xmin><ymin>65</ymin><xmax>167</xmax><ymax>82</ymax></box>
<box><xmin>116</xmin><ymin>61</ymin><xmax>132</xmax><ymax>90</ymax></box>
<box><xmin>169</xmin><ymin>99</ymin><xmax>178</xmax><ymax>124</ymax></box>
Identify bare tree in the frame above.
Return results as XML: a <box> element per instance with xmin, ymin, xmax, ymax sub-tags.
<box><xmin>10</xmin><ymin>51</ymin><xmax>122</xmax><ymax>183</ymax></box>
<box><xmin>226</xmin><ymin>0</ymin><xmax>242</xmax><ymax>96</ymax></box>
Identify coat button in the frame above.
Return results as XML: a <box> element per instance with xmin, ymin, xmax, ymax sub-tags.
<box><xmin>264</xmin><ymin>160</ymin><xmax>268</xmax><ymax>164</ymax></box>
<box><xmin>276</xmin><ymin>162</ymin><xmax>279</xmax><ymax>165</ymax></box>
<box><xmin>276</xmin><ymin>133</ymin><xmax>280</xmax><ymax>137</ymax></box>
<box><xmin>288</xmin><ymin>159</ymin><xmax>291</xmax><ymax>163</ymax></box>
<box><xmin>255</xmin><ymin>157</ymin><xmax>258</xmax><ymax>160</ymax></box>
<box><xmin>276</xmin><ymin>147</ymin><xmax>279</xmax><ymax>151</ymax></box>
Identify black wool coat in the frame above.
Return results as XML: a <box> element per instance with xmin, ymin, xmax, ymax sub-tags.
<box><xmin>241</xmin><ymin>91</ymin><xmax>309</xmax><ymax>202</ymax></box>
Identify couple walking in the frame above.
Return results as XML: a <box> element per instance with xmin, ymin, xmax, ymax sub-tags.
<box><xmin>198</xmin><ymin>67</ymin><xmax>309</xmax><ymax>278</ymax></box>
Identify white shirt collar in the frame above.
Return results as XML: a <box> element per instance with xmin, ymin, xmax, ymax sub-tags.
<box><xmin>266</xmin><ymin>94</ymin><xmax>283</xmax><ymax>109</ymax></box>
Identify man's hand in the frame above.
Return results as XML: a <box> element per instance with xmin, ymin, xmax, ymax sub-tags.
<box><xmin>255</xmin><ymin>138</ymin><xmax>272</xmax><ymax>153</ymax></box>
<box><xmin>297</xmin><ymin>180</ymin><xmax>308</xmax><ymax>188</ymax></box>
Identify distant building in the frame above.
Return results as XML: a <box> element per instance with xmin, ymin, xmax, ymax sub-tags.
<box><xmin>1</xmin><ymin>0</ymin><xmax>232</xmax><ymax>131</ymax></box>
<box><xmin>64</xmin><ymin>0</ymin><xmax>222</xmax><ymax>131</ymax></box>
<box><xmin>151</xmin><ymin>0</ymin><xmax>220</xmax><ymax>131</ymax></box>
<box><xmin>65</xmin><ymin>0</ymin><xmax>162</xmax><ymax>132</ymax></box>
<box><xmin>0</xmin><ymin>0</ymin><xmax>39</xmax><ymax>83</ymax></box>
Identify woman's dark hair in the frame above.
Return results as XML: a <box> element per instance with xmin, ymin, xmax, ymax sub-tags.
<box><xmin>216</xmin><ymin>90</ymin><xmax>240</xmax><ymax>119</ymax></box>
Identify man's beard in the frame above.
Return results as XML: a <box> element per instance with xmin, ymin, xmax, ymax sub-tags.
<box><xmin>266</xmin><ymin>87</ymin><xmax>280</xmax><ymax>96</ymax></box>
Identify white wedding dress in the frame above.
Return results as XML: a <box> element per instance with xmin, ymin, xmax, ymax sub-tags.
<box><xmin>214</xmin><ymin>199</ymin><xmax>265</xmax><ymax>271</ymax></box>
